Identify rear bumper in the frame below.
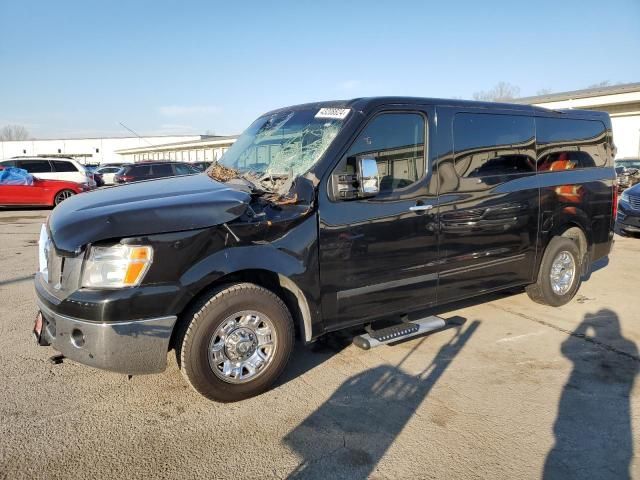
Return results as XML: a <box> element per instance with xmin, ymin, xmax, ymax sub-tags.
<box><xmin>37</xmin><ymin>298</ymin><xmax>177</xmax><ymax>375</ymax></box>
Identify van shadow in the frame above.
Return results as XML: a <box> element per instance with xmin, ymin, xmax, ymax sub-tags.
<box><xmin>544</xmin><ymin>309</ymin><xmax>639</xmax><ymax>480</ymax></box>
<box><xmin>282</xmin><ymin>319</ymin><xmax>479</xmax><ymax>479</ymax></box>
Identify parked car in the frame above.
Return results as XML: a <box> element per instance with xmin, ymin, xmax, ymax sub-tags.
<box><xmin>617</xmin><ymin>182</ymin><xmax>640</xmax><ymax>234</ymax></box>
<box><xmin>0</xmin><ymin>157</ymin><xmax>95</xmax><ymax>188</ymax></box>
<box><xmin>94</xmin><ymin>165</ymin><xmax>122</xmax><ymax>185</ymax></box>
<box><xmin>33</xmin><ymin>98</ymin><xmax>616</xmax><ymax>402</ymax></box>
<box><xmin>113</xmin><ymin>162</ymin><xmax>200</xmax><ymax>183</ymax></box>
<box><xmin>614</xmin><ymin>158</ymin><xmax>640</xmax><ymax>192</ymax></box>
<box><xmin>0</xmin><ymin>167</ymin><xmax>90</xmax><ymax>206</ymax></box>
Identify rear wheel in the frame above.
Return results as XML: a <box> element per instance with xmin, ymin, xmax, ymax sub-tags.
<box><xmin>526</xmin><ymin>236</ymin><xmax>582</xmax><ymax>306</ymax></box>
<box><xmin>176</xmin><ymin>283</ymin><xmax>294</xmax><ymax>402</ymax></box>
<box><xmin>54</xmin><ymin>189</ymin><xmax>75</xmax><ymax>205</ymax></box>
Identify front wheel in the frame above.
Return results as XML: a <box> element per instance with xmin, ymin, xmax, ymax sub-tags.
<box><xmin>54</xmin><ymin>189</ymin><xmax>75</xmax><ymax>205</ymax></box>
<box><xmin>177</xmin><ymin>283</ymin><xmax>294</xmax><ymax>402</ymax></box>
<box><xmin>526</xmin><ymin>236</ymin><xmax>582</xmax><ymax>306</ymax></box>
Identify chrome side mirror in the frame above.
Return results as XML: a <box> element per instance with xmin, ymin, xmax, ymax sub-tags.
<box><xmin>358</xmin><ymin>157</ymin><xmax>379</xmax><ymax>197</ymax></box>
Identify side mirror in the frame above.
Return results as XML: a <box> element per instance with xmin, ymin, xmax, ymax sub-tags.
<box><xmin>358</xmin><ymin>157</ymin><xmax>379</xmax><ymax>197</ymax></box>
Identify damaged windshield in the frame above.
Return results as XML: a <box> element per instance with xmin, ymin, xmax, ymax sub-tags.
<box><xmin>217</xmin><ymin>108</ymin><xmax>348</xmax><ymax>181</ymax></box>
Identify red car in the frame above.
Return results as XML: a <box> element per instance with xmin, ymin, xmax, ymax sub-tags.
<box><xmin>0</xmin><ymin>176</ymin><xmax>89</xmax><ymax>207</ymax></box>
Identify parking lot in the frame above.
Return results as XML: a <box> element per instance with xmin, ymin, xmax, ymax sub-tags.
<box><xmin>0</xmin><ymin>208</ymin><xmax>638</xmax><ymax>479</ymax></box>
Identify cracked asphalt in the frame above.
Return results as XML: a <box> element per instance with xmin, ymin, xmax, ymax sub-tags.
<box><xmin>1</xmin><ymin>208</ymin><xmax>639</xmax><ymax>479</ymax></box>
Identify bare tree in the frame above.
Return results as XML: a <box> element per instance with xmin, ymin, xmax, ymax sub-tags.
<box><xmin>472</xmin><ymin>82</ymin><xmax>521</xmax><ymax>102</ymax></box>
<box><xmin>0</xmin><ymin>125</ymin><xmax>31</xmax><ymax>141</ymax></box>
<box><xmin>587</xmin><ymin>80</ymin><xmax>619</xmax><ymax>89</ymax></box>
<box><xmin>536</xmin><ymin>88</ymin><xmax>553</xmax><ymax>96</ymax></box>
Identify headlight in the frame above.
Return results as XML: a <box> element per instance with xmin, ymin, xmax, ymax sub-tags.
<box><xmin>82</xmin><ymin>244</ymin><xmax>153</xmax><ymax>288</ymax></box>
<box><xmin>621</xmin><ymin>191</ymin><xmax>630</xmax><ymax>203</ymax></box>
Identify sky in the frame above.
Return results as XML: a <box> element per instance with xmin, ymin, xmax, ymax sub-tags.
<box><xmin>1</xmin><ymin>0</ymin><xmax>639</xmax><ymax>139</ymax></box>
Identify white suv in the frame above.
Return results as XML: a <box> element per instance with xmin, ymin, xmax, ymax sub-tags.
<box><xmin>0</xmin><ymin>157</ymin><xmax>96</xmax><ymax>187</ymax></box>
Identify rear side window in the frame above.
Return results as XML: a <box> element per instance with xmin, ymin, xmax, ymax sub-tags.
<box><xmin>174</xmin><ymin>163</ymin><xmax>196</xmax><ymax>175</ymax></box>
<box><xmin>130</xmin><ymin>165</ymin><xmax>152</xmax><ymax>176</ymax></box>
<box><xmin>453</xmin><ymin>113</ymin><xmax>536</xmax><ymax>177</ymax></box>
<box><xmin>152</xmin><ymin>164</ymin><xmax>173</xmax><ymax>176</ymax></box>
<box><xmin>336</xmin><ymin>112</ymin><xmax>426</xmax><ymax>194</ymax></box>
<box><xmin>52</xmin><ymin>160</ymin><xmax>78</xmax><ymax>172</ymax></box>
<box><xmin>17</xmin><ymin>160</ymin><xmax>53</xmax><ymax>173</ymax></box>
<box><xmin>1</xmin><ymin>160</ymin><xmax>17</xmax><ymax>167</ymax></box>
<box><xmin>536</xmin><ymin>117</ymin><xmax>607</xmax><ymax>171</ymax></box>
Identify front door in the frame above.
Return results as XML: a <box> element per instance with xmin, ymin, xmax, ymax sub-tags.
<box><xmin>434</xmin><ymin>107</ymin><xmax>539</xmax><ymax>303</ymax></box>
<box><xmin>318</xmin><ymin>108</ymin><xmax>439</xmax><ymax>330</ymax></box>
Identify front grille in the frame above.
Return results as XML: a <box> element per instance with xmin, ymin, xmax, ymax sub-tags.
<box><xmin>629</xmin><ymin>193</ymin><xmax>640</xmax><ymax>210</ymax></box>
<box><xmin>38</xmin><ymin>225</ymin><xmax>84</xmax><ymax>293</ymax></box>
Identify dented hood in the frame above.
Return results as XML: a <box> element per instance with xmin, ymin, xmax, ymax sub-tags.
<box><xmin>48</xmin><ymin>173</ymin><xmax>250</xmax><ymax>254</ymax></box>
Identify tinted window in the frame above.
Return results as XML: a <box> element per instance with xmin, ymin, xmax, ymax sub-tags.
<box><xmin>0</xmin><ymin>160</ymin><xmax>17</xmax><ymax>167</ymax></box>
<box><xmin>152</xmin><ymin>164</ymin><xmax>173</xmax><ymax>176</ymax></box>
<box><xmin>98</xmin><ymin>167</ymin><xmax>120</xmax><ymax>173</ymax></box>
<box><xmin>17</xmin><ymin>160</ymin><xmax>53</xmax><ymax>173</ymax></box>
<box><xmin>174</xmin><ymin>164</ymin><xmax>196</xmax><ymax>175</ymax></box>
<box><xmin>52</xmin><ymin>160</ymin><xmax>78</xmax><ymax>172</ymax></box>
<box><xmin>130</xmin><ymin>165</ymin><xmax>152</xmax><ymax>176</ymax></box>
<box><xmin>537</xmin><ymin>117</ymin><xmax>607</xmax><ymax>170</ymax></box>
<box><xmin>341</xmin><ymin>113</ymin><xmax>425</xmax><ymax>193</ymax></box>
<box><xmin>454</xmin><ymin>113</ymin><xmax>535</xmax><ymax>177</ymax></box>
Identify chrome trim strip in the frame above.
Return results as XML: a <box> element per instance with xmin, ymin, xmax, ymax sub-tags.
<box><xmin>336</xmin><ymin>253</ymin><xmax>527</xmax><ymax>300</ymax></box>
<box><xmin>337</xmin><ymin>272</ymin><xmax>438</xmax><ymax>300</ymax></box>
<box><xmin>439</xmin><ymin>253</ymin><xmax>527</xmax><ymax>278</ymax></box>
<box><xmin>38</xmin><ymin>299</ymin><xmax>177</xmax><ymax>375</ymax></box>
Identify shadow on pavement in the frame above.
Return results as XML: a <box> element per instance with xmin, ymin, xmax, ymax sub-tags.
<box><xmin>544</xmin><ymin>309</ymin><xmax>639</xmax><ymax>480</ymax></box>
<box><xmin>283</xmin><ymin>318</ymin><xmax>479</xmax><ymax>479</ymax></box>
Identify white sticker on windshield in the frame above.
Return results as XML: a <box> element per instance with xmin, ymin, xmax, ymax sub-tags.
<box><xmin>315</xmin><ymin>108</ymin><xmax>350</xmax><ymax>120</ymax></box>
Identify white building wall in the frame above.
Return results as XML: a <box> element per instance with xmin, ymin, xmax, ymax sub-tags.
<box><xmin>0</xmin><ymin>135</ymin><xmax>201</xmax><ymax>164</ymax></box>
<box><xmin>610</xmin><ymin>115</ymin><xmax>640</xmax><ymax>159</ymax></box>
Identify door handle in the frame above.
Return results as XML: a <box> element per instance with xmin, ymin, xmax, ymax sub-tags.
<box><xmin>409</xmin><ymin>204</ymin><xmax>434</xmax><ymax>212</ymax></box>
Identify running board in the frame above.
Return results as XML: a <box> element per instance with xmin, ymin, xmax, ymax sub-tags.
<box><xmin>353</xmin><ymin>316</ymin><xmax>446</xmax><ymax>350</ymax></box>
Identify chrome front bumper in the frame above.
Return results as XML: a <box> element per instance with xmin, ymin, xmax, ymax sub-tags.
<box><xmin>37</xmin><ymin>299</ymin><xmax>177</xmax><ymax>375</ymax></box>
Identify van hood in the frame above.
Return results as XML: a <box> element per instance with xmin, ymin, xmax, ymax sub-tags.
<box><xmin>48</xmin><ymin>173</ymin><xmax>251</xmax><ymax>254</ymax></box>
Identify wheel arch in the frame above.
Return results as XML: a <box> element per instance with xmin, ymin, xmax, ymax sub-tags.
<box><xmin>170</xmin><ymin>268</ymin><xmax>315</xmax><ymax>351</ymax></box>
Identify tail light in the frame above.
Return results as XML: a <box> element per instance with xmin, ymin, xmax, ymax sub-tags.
<box><xmin>612</xmin><ymin>186</ymin><xmax>618</xmax><ymax>219</ymax></box>
<box><xmin>116</xmin><ymin>175</ymin><xmax>133</xmax><ymax>182</ymax></box>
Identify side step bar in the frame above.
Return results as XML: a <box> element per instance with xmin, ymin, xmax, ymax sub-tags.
<box><xmin>353</xmin><ymin>316</ymin><xmax>446</xmax><ymax>350</ymax></box>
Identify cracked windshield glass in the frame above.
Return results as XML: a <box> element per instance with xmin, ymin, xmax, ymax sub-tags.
<box><xmin>215</xmin><ymin>108</ymin><xmax>348</xmax><ymax>190</ymax></box>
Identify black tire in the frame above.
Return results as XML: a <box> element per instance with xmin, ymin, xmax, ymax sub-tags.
<box><xmin>526</xmin><ymin>236</ymin><xmax>582</xmax><ymax>306</ymax></box>
<box><xmin>176</xmin><ymin>283</ymin><xmax>294</xmax><ymax>402</ymax></box>
<box><xmin>54</xmin><ymin>189</ymin><xmax>75</xmax><ymax>205</ymax></box>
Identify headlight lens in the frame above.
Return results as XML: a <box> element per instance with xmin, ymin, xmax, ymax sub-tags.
<box><xmin>621</xmin><ymin>191</ymin><xmax>630</xmax><ymax>203</ymax></box>
<box><xmin>82</xmin><ymin>244</ymin><xmax>153</xmax><ymax>288</ymax></box>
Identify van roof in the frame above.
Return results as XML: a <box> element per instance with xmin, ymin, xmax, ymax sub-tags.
<box><xmin>263</xmin><ymin>97</ymin><xmax>610</xmax><ymax>122</ymax></box>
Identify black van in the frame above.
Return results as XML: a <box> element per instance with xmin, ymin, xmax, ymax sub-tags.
<box><xmin>34</xmin><ymin>98</ymin><xmax>616</xmax><ymax>401</ymax></box>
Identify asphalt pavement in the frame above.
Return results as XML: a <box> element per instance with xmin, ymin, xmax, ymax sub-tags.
<box><xmin>1</xmin><ymin>208</ymin><xmax>638</xmax><ymax>479</ymax></box>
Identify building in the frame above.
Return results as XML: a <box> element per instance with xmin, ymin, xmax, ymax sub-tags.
<box><xmin>0</xmin><ymin>135</ymin><xmax>203</xmax><ymax>165</ymax></box>
<box><xmin>516</xmin><ymin>82</ymin><xmax>640</xmax><ymax>159</ymax></box>
<box><xmin>115</xmin><ymin>135</ymin><xmax>237</xmax><ymax>163</ymax></box>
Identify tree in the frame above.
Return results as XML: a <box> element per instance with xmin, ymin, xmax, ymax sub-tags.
<box><xmin>473</xmin><ymin>82</ymin><xmax>521</xmax><ymax>102</ymax></box>
<box><xmin>0</xmin><ymin>125</ymin><xmax>31</xmax><ymax>141</ymax></box>
<box><xmin>536</xmin><ymin>88</ymin><xmax>553</xmax><ymax>96</ymax></box>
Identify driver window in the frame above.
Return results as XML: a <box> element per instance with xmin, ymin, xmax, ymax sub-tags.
<box><xmin>335</xmin><ymin>113</ymin><xmax>425</xmax><ymax>195</ymax></box>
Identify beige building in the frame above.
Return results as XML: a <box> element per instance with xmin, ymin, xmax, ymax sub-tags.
<box><xmin>115</xmin><ymin>135</ymin><xmax>237</xmax><ymax>164</ymax></box>
<box><xmin>516</xmin><ymin>82</ymin><xmax>640</xmax><ymax>159</ymax></box>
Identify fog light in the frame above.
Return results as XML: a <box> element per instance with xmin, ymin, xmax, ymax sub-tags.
<box><xmin>71</xmin><ymin>328</ymin><xmax>85</xmax><ymax>348</ymax></box>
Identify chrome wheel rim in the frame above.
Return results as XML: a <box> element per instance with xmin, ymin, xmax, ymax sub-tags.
<box><xmin>55</xmin><ymin>190</ymin><xmax>74</xmax><ymax>204</ymax></box>
<box><xmin>208</xmin><ymin>310</ymin><xmax>277</xmax><ymax>384</ymax></box>
<box><xmin>550</xmin><ymin>250</ymin><xmax>576</xmax><ymax>295</ymax></box>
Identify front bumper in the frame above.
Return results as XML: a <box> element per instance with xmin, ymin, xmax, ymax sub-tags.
<box><xmin>37</xmin><ymin>298</ymin><xmax>177</xmax><ymax>375</ymax></box>
<box><xmin>617</xmin><ymin>202</ymin><xmax>640</xmax><ymax>233</ymax></box>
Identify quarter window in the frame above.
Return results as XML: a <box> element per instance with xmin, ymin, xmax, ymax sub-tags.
<box><xmin>453</xmin><ymin>113</ymin><xmax>536</xmax><ymax>177</ymax></box>
<box><xmin>337</xmin><ymin>113</ymin><xmax>426</xmax><ymax>195</ymax></box>
<box><xmin>52</xmin><ymin>161</ymin><xmax>78</xmax><ymax>172</ymax></box>
<box><xmin>536</xmin><ymin>117</ymin><xmax>607</xmax><ymax>170</ymax></box>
